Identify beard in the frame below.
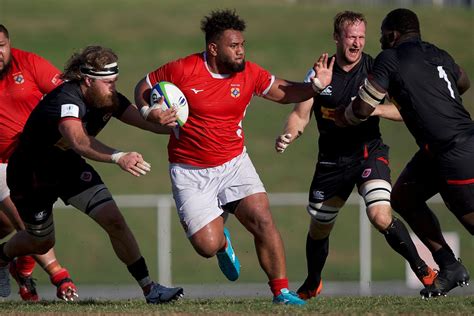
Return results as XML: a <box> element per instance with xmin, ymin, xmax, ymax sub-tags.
<box><xmin>218</xmin><ymin>54</ymin><xmax>245</xmax><ymax>73</ymax></box>
<box><xmin>380</xmin><ymin>33</ymin><xmax>393</xmax><ymax>50</ymax></box>
<box><xmin>0</xmin><ymin>57</ymin><xmax>11</xmax><ymax>80</ymax></box>
<box><xmin>85</xmin><ymin>85</ymin><xmax>120</xmax><ymax>112</ymax></box>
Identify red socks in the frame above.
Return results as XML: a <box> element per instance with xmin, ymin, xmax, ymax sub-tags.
<box><xmin>268</xmin><ymin>278</ymin><xmax>289</xmax><ymax>296</ymax></box>
<box><xmin>15</xmin><ymin>256</ymin><xmax>36</xmax><ymax>276</ymax></box>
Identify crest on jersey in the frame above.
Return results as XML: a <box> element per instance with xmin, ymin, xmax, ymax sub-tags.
<box><xmin>362</xmin><ymin>168</ymin><xmax>372</xmax><ymax>178</ymax></box>
<box><xmin>13</xmin><ymin>72</ymin><xmax>24</xmax><ymax>84</ymax></box>
<box><xmin>80</xmin><ymin>171</ymin><xmax>92</xmax><ymax>182</ymax></box>
<box><xmin>231</xmin><ymin>87</ymin><xmax>240</xmax><ymax>98</ymax></box>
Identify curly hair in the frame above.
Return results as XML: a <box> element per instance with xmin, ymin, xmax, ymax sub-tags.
<box><xmin>200</xmin><ymin>9</ymin><xmax>246</xmax><ymax>43</ymax></box>
<box><xmin>61</xmin><ymin>45</ymin><xmax>118</xmax><ymax>81</ymax></box>
<box><xmin>333</xmin><ymin>11</ymin><xmax>366</xmax><ymax>36</ymax></box>
<box><xmin>382</xmin><ymin>8</ymin><xmax>420</xmax><ymax>35</ymax></box>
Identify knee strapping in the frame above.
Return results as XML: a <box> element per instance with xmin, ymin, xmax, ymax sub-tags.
<box><xmin>360</xmin><ymin>180</ymin><xmax>391</xmax><ymax>208</ymax></box>
<box><xmin>67</xmin><ymin>184</ymin><xmax>113</xmax><ymax>215</ymax></box>
<box><xmin>25</xmin><ymin>215</ymin><xmax>55</xmax><ymax>240</ymax></box>
<box><xmin>307</xmin><ymin>202</ymin><xmax>339</xmax><ymax>224</ymax></box>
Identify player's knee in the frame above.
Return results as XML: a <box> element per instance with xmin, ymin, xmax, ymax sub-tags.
<box><xmin>309</xmin><ymin>218</ymin><xmax>334</xmax><ymax>239</ymax></box>
<box><xmin>306</xmin><ymin>202</ymin><xmax>339</xmax><ymax>232</ymax></box>
<box><xmin>367</xmin><ymin>205</ymin><xmax>393</xmax><ymax>231</ymax></box>
<box><xmin>190</xmin><ymin>229</ymin><xmax>225</xmax><ymax>258</ymax></box>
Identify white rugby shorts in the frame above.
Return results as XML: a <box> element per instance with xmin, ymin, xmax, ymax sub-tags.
<box><xmin>169</xmin><ymin>148</ymin><xmax>266</xmax><ymax>237</ymax></box>
<box><xmin>0</xmin><ymin>163</ymin><xmax>10</xmax><ymax>202</ymax></box>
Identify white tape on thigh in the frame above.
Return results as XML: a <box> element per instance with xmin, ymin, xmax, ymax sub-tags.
<box><xmin>307</xmin><ymin>202</ymin><xmax>340</xmax><ymax>223</ymax></box>
<box><xmin>25</xmin><ymin>215</ymin><xmax>54</xmax><ymax>240</ymax></box>
<box><xmin>360</xmin><ymin>180</ymin><xmax>392</xmax><ymax>207</ymax></box>
<box><xmin>67</xmin><ymin>184</ymin><xmax>113</xmax><ymax>215</ymax></box>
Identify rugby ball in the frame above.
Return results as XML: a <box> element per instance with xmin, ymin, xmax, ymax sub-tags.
<box><xmin>150</xmin><ymin>81</ymin><xmax>189</xmax><ymax>126</ymax></box>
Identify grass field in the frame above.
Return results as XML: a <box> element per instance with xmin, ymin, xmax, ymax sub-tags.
<box><xmin>0</xmin><ymin>0</ymin><xmax>473</xmax><ymax>294</ymax></box>
<box><xmin>0</xmin><ymin>296</ymin><xmax>473</xmax><ymax>315</ymax></box>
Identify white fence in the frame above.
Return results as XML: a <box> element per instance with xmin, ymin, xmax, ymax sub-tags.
<box><xmin>56</xmin><ymin>192</ymin><xmax>444</xmax><ymax>294</ymax></box>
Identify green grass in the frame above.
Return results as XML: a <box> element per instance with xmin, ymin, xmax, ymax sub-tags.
<box><xmin>0</xmin><ymin>0</ymin><xmax>472</xmax><ymax>287</ymax></box>
<box><xmin>0</xmin><ymin>296</ymin><xmax>473</xmax><ymax>315</ymax></box>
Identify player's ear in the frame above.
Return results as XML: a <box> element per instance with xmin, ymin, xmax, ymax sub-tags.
<box><xmin>208</xmin><ymin>42</ymin><xmax>218</xmax><ymax>57</ymax></box>
<box><xmin>84</xmin><ymin>76</ymin><xmax>93</xmax><ymax>87</ymax></box>
<box><xmin>333</xmin><ymin>32</ymin><xmax>339</xmax><ymax>44</ymax></box>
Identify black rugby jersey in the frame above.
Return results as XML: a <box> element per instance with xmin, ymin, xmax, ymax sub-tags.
<box><xmin>370</xmin><ymin>37</ymin><xmax>473</xmax><ymax>152</ymax></box>
<box><xmin>18</xmin><ymin>81</ymin><xmax>130</xmax><ymax>153</ymax></box>
<box><xmin>306</xmin><ymin>53</ymin><xmax>381</xmax><ymax>155</ymax></box>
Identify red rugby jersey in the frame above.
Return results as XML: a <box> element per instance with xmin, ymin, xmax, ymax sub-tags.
<box><xmin>147</xmin><ymin>53</ymin><xmax>274</xmax><ymax>167</ymax></box>
<box><xmin>0</xmin><ymin>48</ymin><xmax>62</xmax><ymax>161</ymax></box>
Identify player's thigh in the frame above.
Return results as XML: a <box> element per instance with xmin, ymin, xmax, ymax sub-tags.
<box><xmin>169</xmin><ymin>163</ymin><xmax>223</xmax><ymax>238</ymax></box>
<box><xmin>6</xmin><ymin>153</ymin><xmax>57</xmax><ymax>240</ymax></box>
<box><xmin>391</xmin><ymin>150</ymin><xmax>439</xmax><ymax>210</ymax></box>
<box><xmin>307</xmin><ymin>161</ymin><xmax>353</xmax><ymax>226</ymax></box>
<box><xmin>438</xmin><ymin>137</ymin><xmax>474</xmax><ymax>220</ymax></box>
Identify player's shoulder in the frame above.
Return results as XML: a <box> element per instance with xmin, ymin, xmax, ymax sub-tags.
<box><xmin>12</xmin><ymin>47</ymin><xmax>47</xmax><ymax>63</ymax></box>
<box><xmin>51</xmin><ymin>81</ymin><xmax>83</xmax><ymax>103</ymax></box>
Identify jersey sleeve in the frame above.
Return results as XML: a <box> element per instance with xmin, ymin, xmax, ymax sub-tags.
<box><xmin>114</xmin><ymin>92</ymin><xmax>133</xmax><ymax>118</ymax></box>
<box><xmin>147</xmin><ymin>58</ymin><xmax>185</xmax><ymax>88</ymax></box>
<box><xmin>369</xmin><ymin>49</ymin><xmax>398</xmax><ymax>91</ymax></box>
<box><xmin>29</xmin><ymin>53</ymin><xmax>63</xmax><ymax>94</ymax></box>
<box><xmin>248</xmin><ymin>62</ymin><xmax>274</xmax><ymax>96</ymax></box>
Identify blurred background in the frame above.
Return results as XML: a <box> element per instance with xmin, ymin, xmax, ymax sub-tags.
<box><xmin>0</xmin><ymin>0</ymin><xmax>472</xmax><ymax>297</ymax></box>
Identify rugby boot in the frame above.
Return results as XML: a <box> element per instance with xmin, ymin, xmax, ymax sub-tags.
<box><xmin>273</xmin><ymin>288</ymin><xmax>306</xmax><ymax>305</ymax></box>
<box><xmin>145</xmin><ymin>282</ymin><xmax>184</xmax><ymax>304</ymax></box>
<box><xmin>9</xmin><ymin>258</ymin><xmax>39</xmax><ymax>301</ymax></box>
<box><xmin>420</xmin><ymin>259</ymin><xmax>470</xmax><ymax>298</ymax></box>
<box><xmin>414</xmin><ymin>264</ymin><xmax>437</xmax><ymax>287</ymax></box>
<box><xmin>297</xmin><ymin>279</ymin><xmax>323</xmax><ymax>300</ymax></box>
<box><xmin>216</xmin><ymin>227</ymin><xmax>240</xmax><ymax>281</ymax></box>
<box><xmin>50</xmin><ymin>268</ymin><xmax>78</xmax><ymax>301</ymax></box>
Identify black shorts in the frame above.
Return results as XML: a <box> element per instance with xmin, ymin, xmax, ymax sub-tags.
<box><xmin>309</xmin><ymin>138</ymin><xmax>391</xmax><ymax>203</ymax></box>
<box><xmin>396</xmin><ymin>135</ymin><xmax>474</xmax><ymax>216</ymax></box>
<box><xmin>7</xmin><ymin>148</ymin><xmax>105</xmax><ymax>226</ymax></box>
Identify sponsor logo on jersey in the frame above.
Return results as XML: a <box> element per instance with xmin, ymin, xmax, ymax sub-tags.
<box><xmin>191</xmin><ymin>88</ymin><xmax>204</xmax><ymax>94</ymax></box>
<box><xmin>34</xmin><ymin>210</ymin><xmax>47</xmax><ymax>221</ymax></box>
<box><xmin>12</xmin><ymin>72</ymin><xmax>24</xmax><ymax>84</ymax></box>
<box><xmin>362</xmin><ymin>168</ymin><xmax>372</xmax><ymax>178</ymax></box>
<box><xmin>80</xmin><ymin>171</ymin><xmax>92</xmax><ymax>182</ymax></box>
<box><xmin>231</xmin><ymin>87</ymin><xmax>240</xmax><ymax>98</ymax></box>
<box><xmin>313</xmin><ymin>190</ymin><xmax>325</xmax><ymax>200</ymax></box>
<box><xmin>320</xmin><ymin>106</ymin><xmax>335</xmax><ymax>121</ymax></box>
<box><xmin>51</xmin><ymin>73</ymin><xmax>61</xmax><ymax>85</ymax></box>
<box><xmin>102</xmin><ymin>113</ymin><xmax>112</xmax><ymax>122</ymax></box>
<box><xmin>320</xmin><ymin>85</ymin><xmax>332</xmax><ymax>96</ymax></box>
<box><xmin>61</xmin><ymin>104</ymin><xmax>80</xmax><ymax>118</ymax></box>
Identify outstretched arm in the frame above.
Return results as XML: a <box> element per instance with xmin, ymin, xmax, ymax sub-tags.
<box><xmin>264</xmin><ymin>54</ymin><xmax>334</xmax><ymax>104</ymax></box>
<box><xmin>58</xmin><ymin>119</ymin><xmax>151</xmax><ymax>177</ymax></box>
<box><xmin>370</xmin><ymin>103</ymin><xmax>403</xmax><ymax>121</ymax></box>
<box><xmin>119</xmin><ymin>104</ymin><xmax>172</xmax><ymax>134</ymax></box>
<box><xmin>335</xmin><ymin>78</ymin><xmax>386</xmax><ymax>127</ymax></box>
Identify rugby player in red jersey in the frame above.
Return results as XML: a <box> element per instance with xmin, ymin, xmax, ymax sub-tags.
<box><xmin>0</xmin><ymin>24</ymin><xmax>78</xmax><ymax>301</ymax></box>
<box><xmin>135</xmin><ymin>9</ymin><xmax>334</xmax><ymax>305</ymax></box>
